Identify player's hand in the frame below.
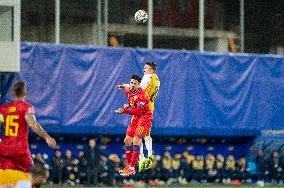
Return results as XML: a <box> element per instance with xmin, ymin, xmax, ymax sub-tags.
<box><xmin>115</xmin><ymin>84</ymin><xmax>126</xmax><ymax>90</ymax></box>
<box><xmin>115</xmin><ymin>108</ymin><xmax>124</xmax><ymax>114</ymax></box>
<box><xmin>124</xmin><ymin>103</ymin><xmax>130</xmax><ymax>108</ymax></box>
<box><xmin>0</xmin><ymin>139</ymin><xmax>2</xmax><ymax>144</ymax></box>
<box><xmin>46</xmin><ymin>136</ymin><xmax>57</xmax><ymax>149</ymax></box>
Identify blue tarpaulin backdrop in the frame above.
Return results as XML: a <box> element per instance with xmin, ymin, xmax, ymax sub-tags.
<box><xmin>2</xmin><ymin>43</ymin><xmax>284</xmax><ymax>136</ymax></box>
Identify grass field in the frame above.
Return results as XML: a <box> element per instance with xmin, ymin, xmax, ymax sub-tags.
<box><xmin>42</xmin><ymin>185</ymin><xmax>283</xmax><ymax>188</ymax></box>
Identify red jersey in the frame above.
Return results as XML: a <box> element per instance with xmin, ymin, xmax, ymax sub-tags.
<box><xmin>124</xmin><ymin>87</ymin><xmax>152</xmax><ymax>116</ymax></box>
<box><xmin>0</xmin><ymin>100</ymin><xmax>35</xmax><ymax>156</ymax></box>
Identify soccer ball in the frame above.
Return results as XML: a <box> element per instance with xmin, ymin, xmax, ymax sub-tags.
<box><xmin>134</xmin><ymin>10</ymin><xmax>148</xmax><ymax>23</ymax></box>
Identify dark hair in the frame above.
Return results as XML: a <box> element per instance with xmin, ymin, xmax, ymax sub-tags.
<box><xmin>146</xmin><ymin>61</ymin><xmax>157</xmax><ymax>71</ymax></box>
<box><xmin>131</xmin><ymin>74</ymin><xmax>142</xmax><ymax>83</ymax></box>
<box><xmin>13</xmin><ymin>81</ymin><xmax>27</xmax><ymax>97</ymax></box>
<box><xmin>31</xmin><ymin>164</ymin><xmax>48</xmax><ymax>188</ymax></box>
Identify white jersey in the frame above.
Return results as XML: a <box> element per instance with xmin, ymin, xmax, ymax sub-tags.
<box><xmin>140</xmin><ymin>74</ymin><xmax>152</xmax><ymax>90</ymax></box>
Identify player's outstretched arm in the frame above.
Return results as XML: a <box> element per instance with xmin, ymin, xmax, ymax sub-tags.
<box><xmin>124</xmin><ymin>103</ymin><xmax>130</xmax><ymax>109</ymax></box>
<box><xmin>115</xmin><ymin>83</ymin><xmax>130</xmax><ymax>90</ymax></box>
<box><xmin>115</xmin><ymin>105</ymin><xmax>144</xmax><ymax>116</ymax></box>
<box><xmin>115</xmin><ymin>84</ymin><xmax>126</xmax><ymax>89</ymax></box>
<box><xmin>115</xmin><ymin>108</ymin><xmax>124</xmax><ymax>114</ymax></box>
<box><xmin>25</xmin><ymin>114</ymin><xmax>57</xmax><ymax>148</ymax></box>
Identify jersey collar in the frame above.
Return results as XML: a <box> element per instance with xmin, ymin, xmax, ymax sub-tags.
<box><xmin>130</xmin><ymin>87</ymin><xmax>140</xmax><ymax>95</ymax></box>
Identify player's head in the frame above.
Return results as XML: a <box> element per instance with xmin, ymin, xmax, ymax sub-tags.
<box><xmin>12</xmin><ymin>81</ymin><xmax>27</xmax><ymax>99</ymax></box>
<box><xmin>31</xmin><ymin>164</ymin><xmax>48</xmax><ymax>188</ymax></box>
<box><xmin>130</xmin><ymin>74</ymin><xmax>141</xmax><ymax>91</ymax></box>
<box><xmin>144</xmin><ymin>61</ymin><xmax>157</xmax><ymax>75</ymax></box>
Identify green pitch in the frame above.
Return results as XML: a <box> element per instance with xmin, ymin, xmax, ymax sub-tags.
<box><xmin>42</xmin><ymin>185</ymin><xmax>282</xmax><ymax>188</ymax></box>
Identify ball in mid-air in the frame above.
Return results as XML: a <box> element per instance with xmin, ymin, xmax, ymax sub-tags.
<box><xmin>134</xmin><ymin>10</ymin><xmax>148</xmax><ymax>23</ymax></box>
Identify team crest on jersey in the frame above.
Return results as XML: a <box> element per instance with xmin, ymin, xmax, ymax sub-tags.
<box><xmin>137</xmin><ymin>102</ymin><xmax>145</xmax><ymax>107</ymax></box>
<box><xmin>9</xmin><ymin>106</ymin><xmax>16</xmax><ymax>113</ymax></box>
<box><xmin>129</xmin><ymin>101</ymin><xmax>135</xmax><ymax>108</ymax></box>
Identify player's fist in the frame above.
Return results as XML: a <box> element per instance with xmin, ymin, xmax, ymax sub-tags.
<box><xmin>115</xmin><ymin>108</ymin><xmax>124</xmax><ymax>114</ymax></box>
<box><xmin>46</xmin><ymin>136</ymin><xmax>57</xmax><ymax>149</ymax></box>
<box><xmin>124</xmin><ymin>103</ymin><xmax>130</xmax><ymax>108</ymax></box>
<box><xmin>115</xmin><ymin>84</ymin><xmax>126</xmax><ymax>89</ymax></box>
<box><xmin>0</xmin><ymin>139</ymin><xmax>2</xmax><ymax>144</ymax></box>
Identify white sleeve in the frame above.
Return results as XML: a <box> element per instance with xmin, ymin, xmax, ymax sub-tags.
<box><xmin>123</xmin><ymin>83</ymin><xmax>130</xmax><ymax>87</ymax></box>
<box><xmin>140</xmin><ymin>74</ymin><xmax>152</xmax><ymax>90</ymax></box>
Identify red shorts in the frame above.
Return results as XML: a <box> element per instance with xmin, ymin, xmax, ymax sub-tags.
<box><xmin>0</xmin><ymin>154</ymin><xmax>34</xmax><ymax>173</ymax></box>
<box><xmin>126</xmin><ymin>114</ymin><xmax>152</xmax><ymax>138</ymax></box>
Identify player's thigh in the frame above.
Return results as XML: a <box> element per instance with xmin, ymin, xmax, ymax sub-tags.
<box><xmin>134</xmin><ymin>116</ymin><xmax>152</xmax><ymax>139</ymax></box>
<box><xmin>130</xmin><ymin>116</ymin><xmax>139</xmax><ymax>125</ymax></box>
<box><xmin>132</xmin><ymin>136</ymin><xmax>142</xmax><ymax>146</ymax></box>
<box><xmin>126</xmin><ymin>125</ymin><xmax>135</xmax><ymax>138</ymax></box>
<box><xmin>12</xmin><ymin>154</ymin><xmax>34</xmax><ymax>173</ymax></box>
<box><xmin>124</xmin><ymin>135</ymin><xmax>133</xmax><ymax>145</ymax></box>
<box><xmin>145</xmin><ymin>123</ymin><xmax>152</xmax><ymax>137</ymax></box>
<box><xmin>126</xmin><ymin>116</ymin><xmax>139</xmax><ymax>138</ymax></box>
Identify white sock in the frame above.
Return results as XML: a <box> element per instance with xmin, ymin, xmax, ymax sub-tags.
<box><xmin>139</xmin><ymin>142</ymin><xmax>144</xmax><ymax>159</ymax></box>
<box><xmin>145</xmin><ymin>136</ymin><xmax>153</xmax><ymax>157</ymax></box>
<box><xmin>15</xmin><ymin>180</ymin><xmax>32</xmax><ymax>188</ymax></box>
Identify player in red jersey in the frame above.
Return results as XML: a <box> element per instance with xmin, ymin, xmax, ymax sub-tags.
<box><xmin>115</xmin><ymin>75</ymin><xmax>153</xmax><ymax>176</ymax></box>
<box><xmin>0</xmin><ymin>81</ymin><xmax>56</xmax><ymax>188</ymax></box>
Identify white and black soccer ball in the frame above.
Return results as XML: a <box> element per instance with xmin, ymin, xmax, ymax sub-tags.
<box><xmin>134</xmin><ymin>10</ymin><xmax>148</xmax><ymax>23</ymax></box>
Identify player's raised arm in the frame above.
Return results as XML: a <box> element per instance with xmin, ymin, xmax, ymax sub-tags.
<box><xmin>115</xmin><ymin>83</ymin><xmax>130</xmax><ymax>90</ymax></box>
<box><xmin>115</xmin><ymin>108</ymin><xmax>124</xmax><ymax>114</ymax></box>
<box><xmin>25</xmin><ymin>114</ymin><xmax>57</xmax><ymax>148</ymax></box>
<box><xmin>115</xmin><ymin>84</ymin><xmax>126</xmax><ymax>89</ymax></box>
<box><xmin>124</xmin><ymin>103</ymin><xmax>130</xmax><ymax>109</ymax></box>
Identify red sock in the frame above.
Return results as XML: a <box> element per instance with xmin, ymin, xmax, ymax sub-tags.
<box><xmin>124</xmin><ymin>145</ymin><xmax>133</xmax><ymax>165</ymax></box>
<box><xmin>130</xmin><ymin>145</ymin><xmax>140</xmax><ymax>167</ymax></box>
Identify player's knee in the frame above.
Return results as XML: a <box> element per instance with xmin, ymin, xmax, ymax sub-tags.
<box><xmin>133</xmin><ymin>137</ymin><xmax>142</xmax><ymax>145</ymax></box>
<box><xmin>145</xmin><ymin>136</ymin><xmax>152</xmax><ymax>142</ymax></box>
<box><xmin>124</xmin><ymin>136</ymin><xmax>132</xmax><ymax>145</ymax></box>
